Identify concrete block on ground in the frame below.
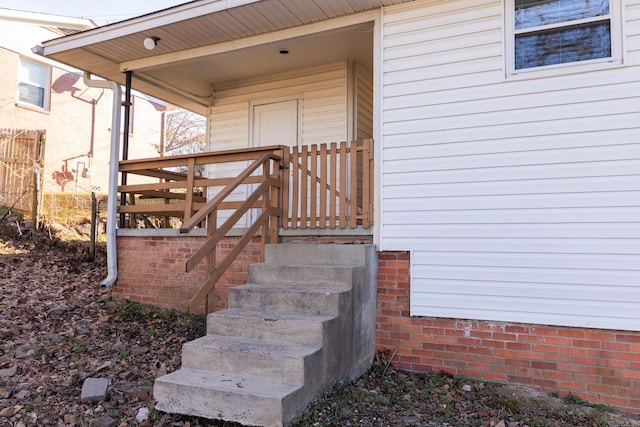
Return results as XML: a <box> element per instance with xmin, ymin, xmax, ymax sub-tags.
<box><xmin>81</xmin><ymin>378</ymin><xmax>110</xmax><ymax>403</ymax></box>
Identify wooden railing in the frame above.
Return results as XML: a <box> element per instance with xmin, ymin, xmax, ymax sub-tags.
<box><xmin>118</xmin><ymin>146</ymin><xmax>286</xmax><ymax>313</ymax></box>
<box><xmin>284</xmin><ymin>139</ymin><xmax>373</xmax><ymax>229</ymax></box>
<box><xmin>118</xmin><ymin>146</ymin><xmax>287</xmax><ymax>228</ymax></box>
<box><xmin>117</xmin><ymin>140</ymin><xmax>373</xmax><ymax>312</ymax></box>
<box><xmin>180</xmin><ymin>151</ymin><xmax>283</xmax><ymax>313</ymax></box>
<box><xmin>119</xmin><ymin>140</ymin><xmax>373</xmax><ymax>231</ymax></box>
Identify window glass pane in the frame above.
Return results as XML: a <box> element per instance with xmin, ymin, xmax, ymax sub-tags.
<box><xmin>18</xmin><ymin>83</ymin><xmax>45</xmax><ymax>107</ymax></box>
<box><xmin>18</xmin><ymin>59</ymin><xmax>47</xmax><ymax>108</ymax></box>
<box><xmin>515</xmin><ymin>22</ymin><xmax>611</xmax><ymax>69</ymax></box>
<box><xmin>19</xmin><ymin>60</ymin><xmax>46</xmax><ymax>86</ymax></box>
<box><xmin>515</xmin><ymin>0</ymin><xmax>609</xmax><ymax>30</ymax></box>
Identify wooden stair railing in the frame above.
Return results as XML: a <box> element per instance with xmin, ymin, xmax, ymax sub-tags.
<box><xmin>179</xmin><ymin>150</ymin><xmax>284</xmax><ymax>314</ymax></box>
<box><xmin>116</xmin><ymin>141</ymin><xmax>375</xmax><ymax>315</ymax></box>
<box><xmin>118</xmin><ymin>147</ymin><xmax>283</xmax><ymax>226</ymax></box>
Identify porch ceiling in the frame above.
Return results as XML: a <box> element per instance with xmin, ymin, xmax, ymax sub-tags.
<box><xmin>40</xmin><ymin>0</ymin><xmax>415</xmax><ymax>115</ymax></box>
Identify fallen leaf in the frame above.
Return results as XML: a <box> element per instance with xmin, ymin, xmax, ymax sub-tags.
<box><xmin>0</xmin><ymin>364</ymin><xmax>17</xmax><ymax>378</ymax></box>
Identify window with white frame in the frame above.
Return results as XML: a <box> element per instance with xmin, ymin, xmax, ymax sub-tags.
<box><xmin>18</xmin><ymin>58</ymin><xmax>50</xmax><ymax>109</ymax></box>
<box><xmin>512</xmin><ymin>0</ymin><xmax>613</xmax><ymax>70</ymax></box>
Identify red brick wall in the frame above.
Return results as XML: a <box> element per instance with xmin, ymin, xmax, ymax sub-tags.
<box><xmin>115</xmin><ymin>235</ymin><xmax>262</xmax><ymax>312</ymax></box>
<box><xmin>376</xmin><ymin>251</ymin><xmax>640</xmax><ymax>415</ymax></box>
<box><xmin>115</xmin><ymin>234</ymin><xmax>370</xmax><ymax>311</ymax></box>
<box><xmin>114</xmin><ymin>236</ymin><xmax>640</xmax><ymax>414</ymax></box>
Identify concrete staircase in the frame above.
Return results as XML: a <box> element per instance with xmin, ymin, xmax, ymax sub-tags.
<box><xmin>154</xmin><ymin>244</ymin><xmax>377</xmax><ymax>427</ymax></box>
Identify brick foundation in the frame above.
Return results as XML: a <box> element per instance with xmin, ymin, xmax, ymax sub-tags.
<box><xmin>377</xmin><ymin>251</ymin><xmax>640</xmax><ymax>415</ymax></box>
<box><xmin>114</xmin><ymin>236</ymin><xmax>640</xmax><ymax>414</ymax></box>
<box><xmin>115</xmin><ymin>234</ymin><xmax>262</xmax><ymax>312</ymax></box>
<box><xmin>115</xmin><ymin>234</ymin><xmax>371</xmax><ymax>312</ymax></box>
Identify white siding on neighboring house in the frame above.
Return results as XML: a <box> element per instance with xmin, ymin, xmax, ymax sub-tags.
<box><xmin>380</xmin><ymin>0</ymin><xmax>640</xmax><ymax>330</ymax></box>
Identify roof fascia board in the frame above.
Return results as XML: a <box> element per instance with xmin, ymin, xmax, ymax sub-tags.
<box><xmin>121</xmin><ymin>9</ymin><xmax>379</xmax><ymax>72</ymax></box>
<box><xmin>21</xmin><ymin>50</ymin><xmax>82</xmax><ymax>72</ymax></box>
<box><xmin>40</xmin><ymin>0</ymin><xmax>262</xmax><ymax>56</ymax></box>
<box><xmin>0</xmin><ymin>8</ymin><xmax>95</xmax><ymax>30</ymax></box>
<box><xmin>134</xmin><ymin>72</ymin><xmax>212</xmax><ymax>107</ymax></box>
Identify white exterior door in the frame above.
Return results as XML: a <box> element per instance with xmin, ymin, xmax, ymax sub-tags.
<box><xmin>252</xmin><ymin>99</ymin><xmax>299</xmax><ymax>148</ymax></box>
<box><xmin>248</xmin><ymin>99</ymin><xmax>299</xmax><ymax>224</ymax></box>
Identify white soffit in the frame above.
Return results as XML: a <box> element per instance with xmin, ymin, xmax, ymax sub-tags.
<box><xmin>39</xmin><ymin>0</ymin><xmax>415</xmax><ymax>112</ymax></box>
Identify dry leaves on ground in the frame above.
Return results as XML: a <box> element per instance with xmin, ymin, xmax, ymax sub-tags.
<box><xmin>1</xmin><ymin>219</ymin><xmax>640</xmax><ymax>427</ymax></box>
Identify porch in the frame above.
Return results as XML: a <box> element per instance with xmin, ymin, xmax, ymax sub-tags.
<box><xmin>114</xmin><ymin>140</ymin><xmax>374</xmax><ymax>313</ymax></box>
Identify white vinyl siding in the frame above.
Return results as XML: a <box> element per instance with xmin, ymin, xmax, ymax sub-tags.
<box><xmin>208</xmin><ymin>62</ymin><xmax>348</xmax><ymax>148</ymax></box>
<box><xmin>627</xmin><ymin>1</ymin><xmax>640</xmax><ymax>60</ymax></box>
<box><xmin>205</xmin><ymin>103</ymin><xmax>250</xmax><ymax>226</ymax></box>
<box><xmin>380</xmin><ymin>0</ymin><xmax>640</xmax><ymax>330</ymax></box>
<box><xmin>356</xmin><ymin>64</ymin><xmax>374</xmax><ymax>140</ymax></box>
<box><xmin>209</xmin><ymin>104</ymin><xmax>250</xmax><ymax>150</ymax></box>
<box><xmin>206</xmin><ymin>63</ymin><xmax>349</xmax><ymax>227</ymax></box>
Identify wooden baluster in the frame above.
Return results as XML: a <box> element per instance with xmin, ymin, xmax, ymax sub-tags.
<box><xmin>338</xmin><ymin>141</ymin><xmax>347</xmax><ymax>229</ymax></box>
<box><xmin>205</xmin><ymin>209</ymin><xmax>217</xmax><ymax>318</ymax></box>
<box><xmin>310</xmin><ymin>144</ymin><xmax>317</xmax><ymax>229</ymax></box>
<box><xmin>329</xmin><ymin>142</ymin><xmax>337</xmax><ymax>229</ymax></box>
<box><xmin>291</xmin><ymin>146</ymin><xmax>299</xmax><ymax>230</ymax></box>
<box><xmin>184</xmin><ymin>157</ymin><xmax>196</xmax><ymax>222</ymax></box>
<box><xmin>349</xmin><ymin>140</ymin><xmax>358</xmax><ymax>229</ymax></box>
<box><xmin>280</xmin><ymin>147</ymin><xmax>289</xmax><ymax>230</ymax></box>
<box><xmin>319</xmin><ymin>143</ymin><xmax>327</xmax><ymax>229</ymax></box>
<box><xmin>361</xmin><ymin>139</ymin><xmax>372</xmax><ymax>229</ymax></box>
<box><xmin>270</xmin><ymin>151</ymin><xmax>282</xmax><ymax>243</ymax></box>
<box><xmin>261</xmin><ymin>156</ymin><xmax>270</xmax><ymax>256</ymax></box>
<box><xmin>300</xmin><ymin>145</ymin><xmax>308</xmax><ymax>229</ymax></box>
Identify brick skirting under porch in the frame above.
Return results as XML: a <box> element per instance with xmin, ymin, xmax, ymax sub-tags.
<box><xmin>115</xmin><ymin>233</ymin><xmax>262</xmax><ymax>312</ymax></box>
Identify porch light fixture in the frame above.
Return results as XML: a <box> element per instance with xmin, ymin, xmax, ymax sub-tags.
<box><xmin>143</xmin><ymin>37</ymin><xmax>160</xmax><ymax>50</ymax></box>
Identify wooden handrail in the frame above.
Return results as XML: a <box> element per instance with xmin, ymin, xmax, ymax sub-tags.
<box><xmin>116</xmin><ymin>140</ymin><xmax>373</xmax><ymax>313</ymax></box>
<box><xmin>185</xmin><ymin>179</ymin><xmax>275</xmax><ymax>271</ymax></box>
<box><xmin>179</xmin><ymin>148</ymin><xmax>284</xmax><ymax>313</ymax></box>
<box><xmin>117</xmin><ymin>140</ymin><xmax>372</xmax><ymax>231</ymax></box>
<box><xmin>120</xmin><ymin>144</ymin><xmax>285</xmax><ymax>166</ymax></box>
<box><xmin>188</xmin><ymin>208</ymin><xmax>274</xmax><ymax>312</ymax></box>
<box><xmin>180</xmin><ymin>151</ymin><xmax>275</xmax><ymax>232</ymax></box>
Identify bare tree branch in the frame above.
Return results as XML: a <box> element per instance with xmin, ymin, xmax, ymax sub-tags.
<box><xmin>160</xmin><ymin>109</ymin><xmax>206</xmax><ymax>156</ymax></box>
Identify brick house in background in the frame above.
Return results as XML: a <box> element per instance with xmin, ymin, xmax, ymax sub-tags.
<box><xmin>0</xmin><ymin>8</ymin><xmax>165</xmax><ymax>202</ymax></box>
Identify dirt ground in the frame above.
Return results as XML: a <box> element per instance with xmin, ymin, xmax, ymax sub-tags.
<box><xmin>1</xmin><ymin>218</ymin><xmax>639</xmax><ymax>427</ymax></box>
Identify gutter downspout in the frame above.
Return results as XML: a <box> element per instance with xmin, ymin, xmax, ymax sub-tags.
<box><xmin>83</xmin><ymin>72</ymin><xmax>122</xmax><ymax>287</ymax></box>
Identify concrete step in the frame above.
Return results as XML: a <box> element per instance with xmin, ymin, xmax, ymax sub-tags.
<box><xmin>248</xmin><ymin>264</ymin><xmax>361</xmax><ymax>287</ymax></box>
<box><xmin>207</xmin><ymin>307</ymin><xmax>337</xmax><ymax>346</ymax></box>
<box><xmin>181</xmin><ymin>334</ymin><xmax>322</xmax><ymax>384</ymax></box>
<box><xmin>154</xmin><ymin>368</ymin><xmax>303</xmax><ymax>427</ymax></box>
<box><xmin>264</xmin><ymin>243</ymin><xmax>375</xmax><ymax>266</ymax></box>
<box><xmin>154</xmin><ymin>242</ymin><xmax>378</xmax><ymax>426</ymax></box>
<box><xmin>228</xmin><ymin>283</ymin><xmax>352</xmax><ymax>316</ymax></box>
